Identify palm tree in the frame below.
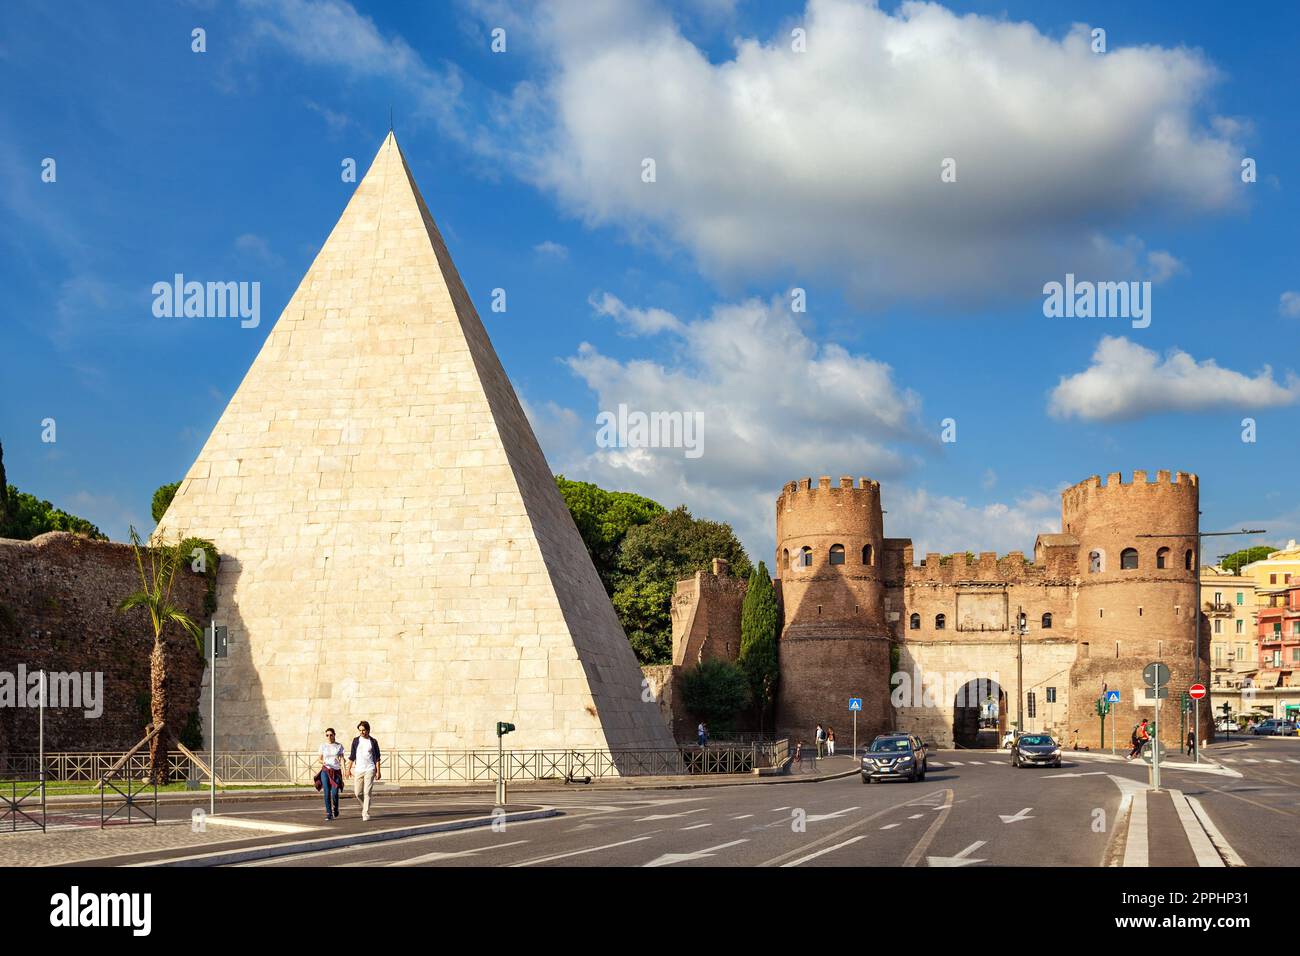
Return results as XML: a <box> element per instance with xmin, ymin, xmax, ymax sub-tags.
<box><xmin>118</xmin><ymin>527</ymin><xmax>202</xmax><ymax>784</ymax></box>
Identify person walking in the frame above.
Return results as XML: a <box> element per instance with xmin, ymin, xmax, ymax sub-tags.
<box><xmin>317</xmin><ymin>727</ymin><xmax>345</xmax><ymax>821</ymax></box>
<box><xmin>826</xmin><ymin>726</ymin><xmax>836</xmax><ymax>757</ymax></box>
<box><xmin>1186</xmin><ymin>729</ymin><xmax>1195</xmax><ymax>757</ymax></box>
<box><xmin>347</xmin><ymin>720</ymin><xmax>382</xmax><ymax>821</ymax></box>
<box><xmin>1126</xmin><ymin>719</ymin><xmax>1149</xmax><ymax>760</ymax></box>
<box><xmin>697</xmin><ymin>722</ymin><xmax>708</xmax><ymax>748</ymax></box>
<box><xmin>815</xmin><ymin>723</ymin><xmax>825</xmax><ymax>758</ymax></box>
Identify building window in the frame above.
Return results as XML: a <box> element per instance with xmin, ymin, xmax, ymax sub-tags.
<box><xmin>800</xmin><ymin>546</ymin><xmax>812</xmax><ymax>568</ymax></box>
<box><xmin>1293</xmin><ymin>647</ymin><xmax>1300</xmax><ymax>662</ymax></box>
<box><xmin>1215</xmin><ymin>645</ymin><xmax>1223</xmax><ymax>666</ymax></box>
<box><xmin>1157</xmin><ymin>547</ymin><xmax>1170</xmax><ymax>569</ymax></box>
<box><xmin>1294</xmin><ymin>622</ymin><xmax>1300</xmax><ymax>637</ymax></box>
<box><xmin>1273</xmin><ymin>651</ymin><xmax>1282</xmax><ymax>667</ymax></box>
<box><xmin>1214</xmin><ymin>591</ymin><xmax>1223</xmax><ymax>604</ymax></box>
<box><xmin>1099</xmin><ymin>608</ymin><xmax>1104</xmax><ymax>618</ymax></box>
<box><xmin>1041</xmin><ymin>612</ymin><xmax>1052</xmax><ymax>629</ymax></box>
<box><xmin>1236</xmin><ymin>645</ymin><xmax>1245</xmax><ymax>660</ymax></box>
<box><xmin>1237</xmin><ymin>619</ymin><xmax>1244</xmax><ymax>634</ymax></box>
<box><xmin>783</xmin><ymin>548</ymin><xmax>790</xmax><ymax>571</ymax></box>
<box><xmin>862</xmin><ymin>544</ymin><xmax>874</xmax><ymax>566</ymax></box>
<box><xmin>1121</xmin><ymin>548</ymin><xmax>1139</xmax><ymax>570</ymax></box>
<box><xmin>935</xmin><ymin>614</ymin><xmax>946</xmax><ymax>630</ymax></box>
<box><xmin>1089</xmin><ymin>550</ymin><xmax>1103</xmax><ymax>573</ymax></box>
<box><xmin>1236</xmin><ymin>592</ymin><xmax>1244</xmax><ymax>606</ymax></box>
<box><xmin>1270</xmin><ymin>573</ymin><xmax>1277</xmax><ymax>584</ymax></box>
<box><xmin>829</xmin><ymin>544</ymin><xmax>845</xmax><ymax>566</ymax></box>
<box><xmin>909</xmin><ymin>613</ymin><xmax>920</xmax><ymax>630</ymax></box>
<box><xmin>1185</xmin><ymin>550</ymin><xmax>1193</xmax><ymax>571</ymax></box>
<box><xmin>1214</xmin><ymin>619</ymin><xmax>1221</xmax><ymax>634</ymax></box>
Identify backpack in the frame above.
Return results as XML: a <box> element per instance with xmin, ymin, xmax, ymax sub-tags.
<box><xmin>1130</xmin><ymin>724</ymin><xmax>1141</xmax><ymax>744</ymax></box>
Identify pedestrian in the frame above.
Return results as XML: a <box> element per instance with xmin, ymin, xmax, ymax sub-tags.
<box><xmin>815</xmin><ymin>723</ymin><xmax>825</xmax><ymax>758</ymax></box>
<box><xmin>1126</xmin><ymin>719</ymin><xmax>1148</xmax><ymax>760</ymax></box>
<box><xmin>317</xmin><ymin>727</ymin><xmax>344</xmax><ymax>821</ymax></box>
<box><xmin>347</xmin><ymin>720</ymin><xmax>382</xmax><ymax>821</ymax></box>
<box><xmin>1186</xmin><ymin>729</ymin><xmax>1195</xmax><ymax>757</ymax></box>
<box><xmin>826</xmin><ymin>726</ymin><xmax>836</xmax><ymax>757</ymax></box>
<box><xmin>698</xmin><ymin>721</ymin><xmax>708</xmax><ymax>747</ymax></box>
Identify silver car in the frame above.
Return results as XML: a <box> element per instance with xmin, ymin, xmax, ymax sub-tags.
<box><xmin>1011</xmin><ymin>733</ymin><xmax>1062</xmax><ymax>768</ymax></box>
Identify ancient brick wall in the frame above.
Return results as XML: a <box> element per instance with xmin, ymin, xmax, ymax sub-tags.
<box><xmin>0</xmin><ymin>532</ymin><xmax>208</xmax><ymax>755</ymax></box>
<box><xmin>671</xmin><ymin>559</ymin><xmax>746</xmax><ymax>668</ymax></box>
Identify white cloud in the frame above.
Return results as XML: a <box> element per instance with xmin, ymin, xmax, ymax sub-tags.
<box><xmin>234</xmin><ymin>233</ymin><xmax>283</xmax><ymax>267</ymax></box>
<box><xmin>532</xmin><ymin>240</ymin><xmax>569</xmax><ymax>260</ymax></box>
<box><xmin>1280</xmin><ymin>291</ymin><xmax>1300</xmax><ymax>318</ymax></box>
<box><xmin>1048</xmin><ymin>336</ymin><xmax>1300</xmax><ymax>422</ymax></box>
<box><xmin>522</xmin><ymin>292</ymin><xmax>1077</xmax><ymax>561</ymax></box>
<box><xmin>485</xmin><ymin>0</ymin><xmax>1244</xmax><ymax>306</ymax></box>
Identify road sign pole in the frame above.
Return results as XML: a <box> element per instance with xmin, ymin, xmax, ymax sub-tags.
<box><xmin>853</xmin><ymin>710</ymin><xmax>857</xmax><ymax>759</ymax></box>
<box><xmin>1194</xmin><ymin>697</ymin><xmax>1200</xmax><ymax>763</ymax></box>
<box><xmin>1153</xmin><ymin>668</ymin><xmax>1161</xmax><ymax>792</ymax></box>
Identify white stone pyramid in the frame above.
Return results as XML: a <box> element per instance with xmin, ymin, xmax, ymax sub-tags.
<box><xmin>159</xmin><ymin>133</ymin><xmax>674</xmax><ymax>753</ymax></box>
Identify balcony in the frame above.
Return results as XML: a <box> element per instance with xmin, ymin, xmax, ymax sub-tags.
<box><xmin>1203</xmin><ymin>602</ymin><xmax>1235</xmax><ymax>616</ymax></box>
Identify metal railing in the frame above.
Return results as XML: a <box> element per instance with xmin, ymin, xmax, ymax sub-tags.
<box><xmin>0</xmin><ymin>775</ymin><xmax>45</xmax><ymax>833</ymax></box>
<box><xmin>2</xmin><ymin>741</ymin><xmax>792</xmax><ymax>785</ymax></box>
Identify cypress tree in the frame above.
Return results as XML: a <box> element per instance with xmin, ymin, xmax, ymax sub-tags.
<box><xmin>738</xmin><ymin>561</ymin><xmax>780</xmax><ymax>732</ymax></box>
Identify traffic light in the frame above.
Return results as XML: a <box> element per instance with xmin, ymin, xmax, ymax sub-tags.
<box><xmin>1027</xmin><ymin>692</ymin><xmax>1036</xmax><ymax>719</ymax></box>
<box><xmin>496</xmin><ymin>721</ymin><xmax>515</xmax><ymax>737</ymax></box>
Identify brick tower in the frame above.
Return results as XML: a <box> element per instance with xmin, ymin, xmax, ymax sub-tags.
<box><xmin>774</xmin><ymin>477</ymin><xmax>892</xmax><ymax>742</ymax></box>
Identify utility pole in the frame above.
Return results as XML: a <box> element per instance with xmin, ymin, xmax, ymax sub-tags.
<box><xmin>1016</xmin><ymin>606</ymin><xmax>1025</xmax><ymax>738</ymax></box>
<box><xmin>1138</xmin><ymin>526</ymin><xmax>1265</xmax><ymax>764</ymax></box>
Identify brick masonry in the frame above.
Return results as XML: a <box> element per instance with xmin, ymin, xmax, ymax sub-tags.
<box><xmin>0</xmin><ymin>532</ymin><xmax>208</xmax><ymax>754</ymax></box>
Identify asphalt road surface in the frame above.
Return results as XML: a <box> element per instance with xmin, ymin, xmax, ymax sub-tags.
<box><xmin>217</xmin><ymin>741</ymin><xmax>1299</xmax><ymax>868</ymax></box>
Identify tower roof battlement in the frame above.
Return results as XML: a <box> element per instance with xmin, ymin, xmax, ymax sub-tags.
<box><xmin>778</xmin><ymin>475</ymin><xmax>880</xmax><ymax>503</ymax></box>
<box><xmin>1061</xmin><ymin>469</ymin><xmax>1198</xmax><ymax>510</ymax></box>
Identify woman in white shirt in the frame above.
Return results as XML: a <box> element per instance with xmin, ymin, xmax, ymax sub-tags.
<box><xmin>318</xmin><ymin>728</ymin><xmax>345</xmax><ymax>820</ymax></box>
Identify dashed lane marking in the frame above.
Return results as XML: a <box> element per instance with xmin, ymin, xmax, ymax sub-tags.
<box><xmin>781</xmin><ymin>835</ymin><xmax>868</xmax><ymax>868</ymax></box>
<box><xmin>732</xmin><ymin>814</ymin><xmax>753</xmax><ymax>819</ymax></box>
<box><xmin>880</xmin><ymin>823</ymin><xmax>900</xmax><ymax>830</ymax></box>
<box><xmin>387</xmin><ymin>839</ymin><xmax>530</xmax><ymax>867</ymax></box>
<box><xmin>644</xmin><ymin>839</ymin><xmax>748</xmax><ymax>868</ymax></box>
<box><xmin>681</xmin><ymin>823</ymin><xmax>711</xmax><ymax>831</ymax></box>
<box><xmin>509</xmin><ymin>833</ymin><xmax>658</xmax><ymax>867</ymax></box>
<box><xmin>908</xmin><ymin>814</ymin><xmax>924</xmax><ymax>819</ymax></box>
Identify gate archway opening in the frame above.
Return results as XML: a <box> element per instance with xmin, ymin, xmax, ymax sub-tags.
<box><xmin>953</xmin><ymin>678</ymin><xmax>1006</xmax><ymax>749</ymax></box>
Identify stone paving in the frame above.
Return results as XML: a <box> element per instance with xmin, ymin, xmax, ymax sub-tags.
<box><xmin>0</xmin><ymin>816</ymin><xmax>283</xmax><ymax>868</ymax></box>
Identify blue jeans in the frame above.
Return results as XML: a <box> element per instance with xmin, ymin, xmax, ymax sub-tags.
<box><xmin>321</xmin><ymin>768</ymin><xmax>340</xmax><ymax>817</ymax></box>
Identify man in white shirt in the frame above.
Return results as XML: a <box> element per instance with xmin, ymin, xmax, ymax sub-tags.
<box><xmin>347</xmin><ymin>720</ymin><xmax>382</xmax><ymax>821</ymax></box>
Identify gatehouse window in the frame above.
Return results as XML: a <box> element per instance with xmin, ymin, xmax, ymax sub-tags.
<box><xmin>1184</xmin><ymin>549</ymin><xmax>1193</xmax><ymax>570</ymax></box>
<box><xmin>909</xmin><ymin>613</ymin><xmax>920</xmax><ymax>630</ymax></box>
<box><xmin>1089</xmin><ymin>550</ymin><xmax>1104</xmax><ymax>573</ymax></box>
<box><xmin>862</xmin><ymin>544</ymin><xmax>873</xmax><ymax>565</ymax></box>
<box><xmin>1121</xmin><ymin>548</ymin><xmax>1138</xmax><ymax>570</ymax></box>
<box><xmin>829</xmin><ymin>544</ymin><xmax>845</xmax><ymax>565</ymax></box>
<box><xmin>1156</xmin><ymin>547</ymin><xmax>1169</xmax><ymax>569</ymax></box>
<box><xmin>800</xmin><ymin>546</ymin><xmax>812</xmax><ymax>568</ymax></box>
<box><xmin>783</xmin><ymin>549</ymin><xmax>790</xmax><ymax>571</ymax></box>
<box><xmin>1041</xmin><ymin>612</ymin><xmax>1052</xmax><ymax>629</ymax></box>
<box><xmin>935</xmin><ymin>613</ymin><xmax>946</xmax><ymax>630</ymax></box>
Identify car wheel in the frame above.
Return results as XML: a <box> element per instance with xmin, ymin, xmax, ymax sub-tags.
<box><xmin>861</xmin><ymin>775</ymin><xmax>869</xmax><ymax>785</ymax></box>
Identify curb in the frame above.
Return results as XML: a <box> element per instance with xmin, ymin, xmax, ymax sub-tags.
<box><xmin>132</xmin><ymin>807</ymin><xmax>562</xmax><ymax>868</ymax></box>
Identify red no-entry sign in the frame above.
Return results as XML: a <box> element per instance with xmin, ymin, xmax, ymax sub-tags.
<box><xmin>1189</xmin><ymin>683</ymin><xmax>1207</xmax><ymax>700</ymax></box>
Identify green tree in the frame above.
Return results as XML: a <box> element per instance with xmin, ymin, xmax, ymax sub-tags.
<box><xmin>738</xmin><ymin>562</ymin><xmax>779</xmax><ymax>732</ymax></box>
<box><xmin>1219</xmin><ymin>546</ymin><xmax>1276</xmax><ymax>574</ymax></box>
<box><xmin>555</xmin><ymin>476</ymin><xmax>663</xmax><ymax>591</ymax></box>
<box><xmin>678</xmin><ymin>658</ymin><xmax>752</xmax><ymax>736</ymax></box>
<box><xmin>118</xmin><ymin>528</ymin><xmax>204</xmax><ymax>784</ymax></box>
<box><xmin>0</xmin><ymin>441</ymin><xmax>10</xmax><ymax>532</ymax></box>
<box><xmin>151</xmin><ymin>481</ymin><xmax>182</xmax><ymax>523</ymax></box>
<box><xmin>613</xmin><ymin>506</ymin><xmax>752</xmax><ymax>665</ymax></box>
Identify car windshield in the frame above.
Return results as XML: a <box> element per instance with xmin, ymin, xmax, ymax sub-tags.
<box><xmin>868</xmin><ymin>738</ymin><xmax>913</xmax><ymax>753</ymax></box>
<box><xmin>1019</xmin><ymin>735</ymin><xmax>1054</xmax><ymax>746</ymax></box>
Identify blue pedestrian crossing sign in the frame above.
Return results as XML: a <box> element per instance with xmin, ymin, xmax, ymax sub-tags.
<box><xmin>848</xmin><ymin>697</ymin><xmax>862</xmax><ymax>711</ymax></box>
<box><xmin>1105</xmin><ymin>690</ymin><xmax>1121</xmax><ymax>703</ymax></box>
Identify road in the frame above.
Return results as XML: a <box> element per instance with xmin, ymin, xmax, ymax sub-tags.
<box><xmin>209</xmin><ymin>739</ymin><xmax>1300</xmax><ymax>868</ymax></box>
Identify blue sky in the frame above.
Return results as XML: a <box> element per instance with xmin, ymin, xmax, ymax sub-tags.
<box><xmin>1</xmin><ymin>0</ymin><xmax>1296</xmax><ymax>563</ymax></box>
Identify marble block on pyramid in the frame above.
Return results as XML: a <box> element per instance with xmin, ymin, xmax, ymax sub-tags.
<box><xmin>158</xmin><ymin>132</ymin><xmax>674</xmax><ymax>755</ymax></box>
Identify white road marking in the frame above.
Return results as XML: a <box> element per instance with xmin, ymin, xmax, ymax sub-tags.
<box><xmin>1042</xmin><ymin>771</ymin><xmax>1108</xmax><ymax>778</ymax></box>
<box><xmin>1244</xmin><ymin>758</ymin><xmax>1259</xmax><ymax>763</ymax></box>
<box><xmin>1186</xmin><ymin>795</ymin><xmax>1247</xmax><ymax>867</ymax></box>
<box><xmin>387</xmin><ymin>839</ymin><xmax>529</xmax><ymax>867</ymax></box>
<box><xmin>781</xmin><ymin>835</ymin><xmax>867</xmax><ymax>867</ymax></box>
<box><xmin>908</xmin><ymin>814</ymin><xmax>924</xmax><ymax>819</ymax></box>
<box><xmin>680</xmin><ymin>823</ymin><xmax>711</xmax><ymax>831</ymax></box>
<box><xmin>1166</xmin><ymin>789</ymin><xmax>1223</xmax><ymax>868</ymax></box>
<box><xmin>880</xmin><ymin>823</ymin><xmax>900</xmax><ymax>830</ymax></box>
<box><xmin>643</xmin><ymin>839</ymin><xmax>748</xmax><ymax>868</ymax></box>
<box><xmin>1122</xmin><ymin>789</ymin><xmax>1148</xmax><ymax>868</ymax></box>
<box><xmin>1266</xmin><ymin>759</ymin><xmax>1283</xmax><ymax>764</ymax></box>
<box><xmin>805</xmin><ymin>806</ymin><xmax>860</xmax><ymax>823</ymax></box>
<box><xmin>771</xmin><ymin>807</ymin><xmax>790</xmax><ymax>812</ymax></box>
<box><xmin>636</xmin><ymin>808</ymin><xmax>708</xmax><ymax>822</ymax></box>
<box><xmin>1288</xmin><ymin>759</ymin><xmax>1300</xmax><ymax>764</ymax></box>
<box><xmin>732</xmin><ymin>814</ymin><xmax>753</xmax><ymax>819</ymax></box>
<box><xmin>999</xmin><ymin>806</ymin><xmax>1034</xmax><ymax>824</ymax></box>
<box><xmin>510</xmin><ymin>834</ymin><xmax>657</xmax><ymax>867</ymax></box>
<box><xmin>927</xmin><ymin>840</ymin><xmax>986</xmax><ymax>867</ymax></box>
<box><xmin>947</xmin><ymin>761</ymin><xmax>964</xmax><ymax>766</ymax></box>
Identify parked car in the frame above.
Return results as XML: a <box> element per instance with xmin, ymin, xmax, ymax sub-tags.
<box><xmin>1215</xmin><ymin>717</ymin><xmax>1241</xmax><ymax>732</ymax></box>
<box><xmin>1251</xmin><ymin>719</ymin><xmax>1297</xmax><ymax>736</ymax></box>
<box><xmin>861</xmin><ymin>734</ymin><xmax>928</xmax><ymax>784</ymax></box>
<box><xmin>1011</xmin><ymin>733</ymin><xmax>1063</xmax><ymax>768</ymax></box>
